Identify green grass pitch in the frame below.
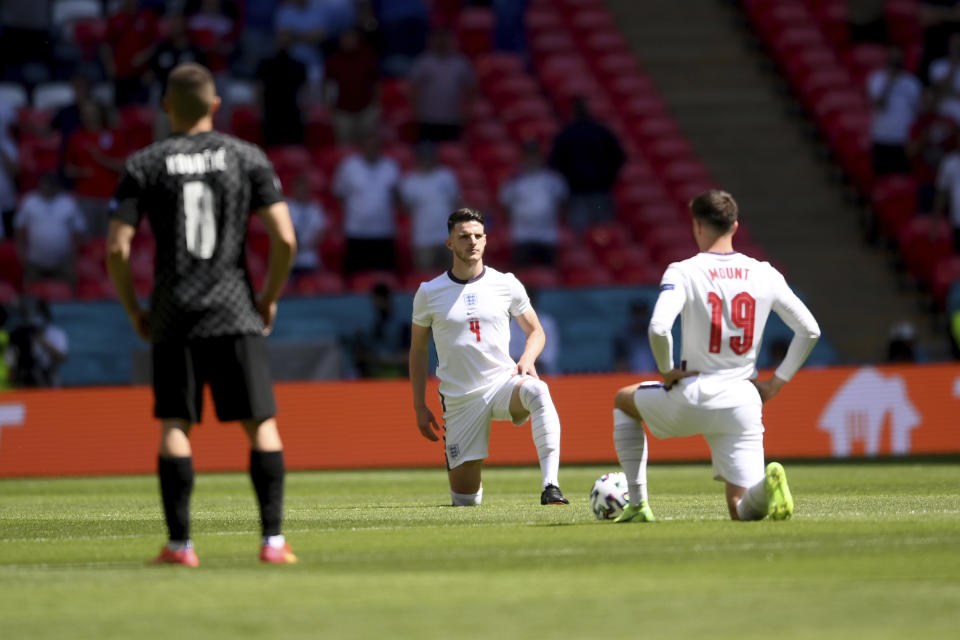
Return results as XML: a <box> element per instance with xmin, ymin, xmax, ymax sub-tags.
<box><xmin>1</xmin><ymin>462</ymin><xmax>958</xmax><ymax>639</ymax></box>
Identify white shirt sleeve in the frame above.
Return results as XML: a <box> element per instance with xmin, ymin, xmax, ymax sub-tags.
<box><xmin>508</xmin><ymin>274</ymin><xmax>532</xmax><ymax>317</ymax></box>
<box><xmin>648</xmin><ymin>266</ymin><xmax>685</xmax><ymax>374</ymax></box>
<box><xmin>412</xmin><ymin>285</ymin><xmax>431</xmax><ymax>328</ymax></box>
<box><xmin>770</xmin><ymin>270</ymin><xmax>821</xmax><ymax>381</ymax></box>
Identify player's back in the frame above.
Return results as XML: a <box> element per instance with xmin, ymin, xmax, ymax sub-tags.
<box><xmin>668</xmin><ymin>251</ymin><xmax>787</xmax><ymax>383</ymax></box>
<box><xmin>119</xmin><ymin>130</ymin><xmax>281</xmax><ymax>341</ymax></box>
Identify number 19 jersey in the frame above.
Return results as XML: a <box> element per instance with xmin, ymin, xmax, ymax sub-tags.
<box><xmin>412</xmin><ymin>267</ymin><xmax>530</xmax><ymax>402</ymax></box>
<box><xmin>650</xmin><ymin>251</ymin><xmax>820</xmax><ymax>406</ymax></box>
<box><xmin>110</xmin><ymin>130</ymin><xmax>284</xmax><ymax>342</ymax></box>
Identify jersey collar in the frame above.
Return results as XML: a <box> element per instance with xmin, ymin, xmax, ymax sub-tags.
<box><xmin>446</xmin><ymin>267</ymin><xmax>486</xmax><ymax>285</ymax></box>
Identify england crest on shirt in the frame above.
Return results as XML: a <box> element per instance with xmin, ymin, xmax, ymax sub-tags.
<box><xmin>464</xmin><ymin>293</ymin><xmax>478</xmax><ymax>308</ymax></box>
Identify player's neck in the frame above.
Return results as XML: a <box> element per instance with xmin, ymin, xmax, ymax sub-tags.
<box><xmin>171</xmin><ymin>116</ymin><xmax>215</xmax><ymax>135</ymax></box>
<box><xmin>451</xmin><ymin>259</ymin><xmax>484</xmax><ymax>281</ymax></box>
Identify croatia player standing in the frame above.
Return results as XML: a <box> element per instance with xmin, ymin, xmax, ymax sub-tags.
<box><xmin>106</xmin><ymin>63</ymin><xmax>298</xmax><ymax>564</ymax></box>
<box><xmin>612</xmin><ymin>190</ymin><xmax>820</xmax><ymax>523</ymax></box>
<box><xmin>409</xmin><ymin>207</ymin><xmax>569</xmax><ymax>506</ymax></box>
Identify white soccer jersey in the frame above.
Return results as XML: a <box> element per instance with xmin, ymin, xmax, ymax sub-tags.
<box><xmin>649</xmin><ymin>251</ymin><xmax>820</xmax><ymax>407</ymax></box>
<box><xmin>412</xmin><ymin>267</ymin><xmax>531</xmax><ymax>402</ymax></box>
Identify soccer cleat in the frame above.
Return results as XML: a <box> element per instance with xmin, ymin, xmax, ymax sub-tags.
<box><xmin>613</xmin><ymin>500</ymin><xmax>656</xmax><ymax>523</ymax></box>
<box><xmin>151</xmin><ymin>545</ymin><xmax>199</xmax><ymax>567</ymax></box>
<box><xmin>764</xmin><ymin>461</ymin><xmax>794</xmax><ymax>520</ymax></box>
<box><xmin>540</xmin><ymin>484</ymin><xmax>570</xmax><ymax>505</ymax></box>
<box><xmin>260</xmin><ymin>542</ymin><xmax>298</xmax><ymax>564</ymax></box>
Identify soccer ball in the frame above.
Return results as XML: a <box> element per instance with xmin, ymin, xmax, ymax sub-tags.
<box><xmin>589</xmin><ymin>472</ymin><xmax>630</xmax><ymax>520</ymax></box>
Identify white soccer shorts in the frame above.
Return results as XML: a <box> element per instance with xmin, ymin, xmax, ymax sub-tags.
<box><xmin>631</xmin><ymin>380</ymin><xmax>765</xmax><ymax>488</ymax></box>
<box><xmin>441</xmin><ymin>374</ymin><xmax>529</xmax><ymax>469</ymax></box>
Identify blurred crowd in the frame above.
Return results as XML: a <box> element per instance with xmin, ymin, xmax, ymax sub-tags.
<box><xmin>0</xmin><ymin>0</ymin><xmax>629</xmax><ymax>297</ymax></box>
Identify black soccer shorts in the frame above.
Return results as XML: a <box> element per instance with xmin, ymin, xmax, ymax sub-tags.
<box><xmin>152</xmin><ymin>334</ymin><xmax>276</xmax><ymax>423</ymax></box>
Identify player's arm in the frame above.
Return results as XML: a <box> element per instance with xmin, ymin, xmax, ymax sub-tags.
<box><xmin>759</xmin><ymin>277</ymin><xmax>821</xmax><ymax>403</ymax></box>
<box><xmin>648</xmin><ymin>274</ymin><xmax>695</xmax><ymax>388</ymax></box>
<box><xmin>513</xmin><ymin>309</ymin><xmax>545</xmax><ymax>378</ymax></box>
<box><xmin>409</xmin><ymin>322</ymin><xmax>440</xmax><ymax>441</ymax></box>
<box><xmin>106</xmin><ymin>219</ymin><xmax>149</xmax><ymax>341</ymax></box>
<box><xmin>254</xmin><ymin>201</ymin><xmax>297</xmax><ymax>335</ymax></box>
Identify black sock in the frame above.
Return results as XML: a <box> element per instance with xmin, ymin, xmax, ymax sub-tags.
<box><xmin>158</xmin><ymin>455</ymin><xmax>194</xmax><ymax>542</ymax></box>
<box><xmin>249</xmin><ymin>450</ymin><xmax>285</xmax><ymax>537</ymax></box>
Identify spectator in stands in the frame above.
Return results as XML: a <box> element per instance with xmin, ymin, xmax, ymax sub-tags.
<box><xmin>499</xmin><ymin>139</ymin><xmax>568</xmax><ymax>267</ymax></box>
<box><xmin>408</xmin><ymin>28</ymin><xmax>476</xmax><ymax>142</ymax></box>
<box><xmin>30</xmin><ymin>298</ymin><xmax>68</xmax><ymax>387</ymax></box>
<box><xmin>509</xmin><ymin>287</ymin><xmax>558</xmax><ymax>375</ymax></box>
<box><xmin>0</xmin><ymin>102</ymin><xmax>19</xmax><ymax>238</ymax></box>
<box><xmin>332</xmin><ymin>131</ymin><xmax>401</xmax><ymax>273</ymax></box>
<box><xmin>275</xmin><ymin>0</ymin><xmax>328</xmax><ymax>89</ymax></box>
<box><xmin>548</xmin><ymin>96</ymin><xmax>625</xmax><ymax>232</ymax></box>
<box><xmin>934</xmin><ymin>130</ymin><xmax>960</xmax><ymax>250</ymax></box>
<box><xmin>0</xmin><ymin>0</ymin><xmax>50</xmax><ymax>82</ymax></box>
<box><xmin>908</xmin><ymin>92</ymin><xmax>958</xmax><ymax>212</ymax></box>
<box><xmin>868</xmin><ymin>47</ymin><xmax>923</xmax><ymax>176</ymax></box>
<box><xmin>370</xmin><ymin>0</ymin><xmax>429</xmax><ymax>76</ymax></box>
<box><xmin>919</xmin><ymin>0</ymin><xmax>960</xmax><ymax>84</ymax></box>
<box><xmin>887</xmin><ymin>321</ymin><xmax>918</xmax><ymax>362</ymax></box>
<box><xmin>14</xmin><ymin>173</ymin><xmax>86</xmax><ymax>286</ymax></box>
<box><xmin>64</xmin><ymin>101</ymin><xmax>127</xmax><ymax>234</ymax></box>
<box><xmin>185</xmin><ymin>0</ymin><xmax>237</xmax><ymax>74</ymax></box>
<box><xmin>51</xmin><ymin>73</ymin><xmax>95</xmax><ymax>161</ymax></box>
<box><xmin>613</xmin><ymin>300</ymin><xmax>657</xmax><ymax>374</ymax></box>
<box><xmin>929</xmin><ymin>33</ymin><xmax>960</xmax><ymax>123</ymax></box>
<box><xmin>152</xmin><ymin>14</ymin><xmax>208</xmax><ymax>94</ymax></box>
<box><xmin>100</xmin><ymin>0</ymin><xmax>161</xmax><ymax>106</ymax></box>
<box><xmin>324</xmin><ymin>28</ymin><xmax>381</xmax><ymax>144</ymax></box>
<box><xmin>257</xmin><ymin>32</ymin><xmax>308</xmax><ymax>146</ymax></box>
<box><xmin>399</xmin><ymin>141</ymin><xmax>461</xmax><ymax>271</ymax></box>
<box><xmin>287</xmin><ymin>174</ymin><xmax>328</xmax><ymax>277</ymax></box>
<box><xmin>352</xmin><ymin>282</ymin><xmax>411</xmax><ymax>378</ymax></box>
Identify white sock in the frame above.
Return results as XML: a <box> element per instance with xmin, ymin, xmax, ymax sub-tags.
<box><xmin>451</xmin><ymin>487</ymin><xmax>483</xmax><ymax>506</ymax></box>
<box><xmin>166</xmin><ymin>539</ymin><xmax>193</xmax><ymax>551</ymax></box>
<box><xmin>263</xmin><ymin>534</ymin><xmax>286</xmax><ymax>549</ymax></box>
<box><xmin>613</xmin><ymin>409</ymin><xmax>648</xmax><ymax>504</ymax></box>
<box><xmin>736</xmin><ymin>479</ymin><xmax>767</xmax><ymax>521</ymax></box>
<box><xmin>519</xmin><ymin>379</ymin><xmax>561</xmax><ymax>489</ymax></box>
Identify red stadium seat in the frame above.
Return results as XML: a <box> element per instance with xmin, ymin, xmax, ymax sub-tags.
<box><xmin>229</xmin><ymin>105</ymin><xmax>263</xmax><ymax>146</ymax></box>
<box><xmin>898</xmin><ymin>216</ymin><xmax>954</xmax><ymax>287</ymax></box>
<box><xmin>76</xmin><ymin>277</ymin><xmax>115</xmax><ymax>300</ymax></box>
<box><xmin>267</xmin><ymin>145</ymin><xmax>311</xmax><ymax>174</ymax></box>
<box><xmin>0</xmin><ymin>239</ymin><xmax>23</xmax><ymax>289</ymax></box>
<box><xmin>844</xmin><ymin>43</ymin><xmax>887</xmax><ymax>81</ymax></box>
<box><xmin>513</xmin><ymin>267</ymin><xmax>561</xmax><ymax>289</ymax></box>
<box><xmin>24</xmin><ymin>280</ymin><xmax>74</xmax><ymax>301</ymax></box>
<box><xmin>485</xmin><ymin>74</ymin><xmax>540</xmax><ymax>109</ymax></box>
<box><xmin>292</xmin><ymin>271</ymin><xmax>345</xmax><ymax>296</ymax></box>
<box><xmin>348</xmin><ymin>270</ymin><xmax>400</xmax><ymax>293</ymax></box>
<box><xmin>380</xmin><ymin>78</ymin><xmax>410</xmax><ymax>113</ymax></box>
<box><xmin>305</xmin><ymin>106</ymin><xmax>336</xmax><ymax>149</ymax></box>
<box><xmin>456</xmin><ymin>8</ymin><xmax>494</xmax><ymax>58</ymax></box>
<box><xmin>932</xmin><ymin>256</ymin><xmax>960</xmax><ymax>308</ymax></box>
<box><xmin>885</xmin><ymin>0</ymin><xmax>921</xmax><ymax>49</ymax></box>
<box><xmin>0</xmin><ymin>280</ymin><xmax>18</xmax><ymax>303</ymax></box>
<box><xmin>585</xmin><ymin>222</ymin><xmax>632</xmax><ymax>258</ymax></box>
<box><xmin>871</xmin><ymin>174</ymin><xmax>917</xmax><ymax>239</ymax></box>
<box><xmin>561</xmin><ymin>264</ymin><xmax>614</xmax><ymax>287</ymax></box>
<box><xmin>71</xmin><ymin>17</ymin><xmax>108</xmax><ymax>59</ymax></box>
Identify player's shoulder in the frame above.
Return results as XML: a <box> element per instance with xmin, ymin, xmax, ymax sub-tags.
<box><xmin>416</xmin><ymin>270</ymin><xmax>455</xmax><ymax>294</ymax></box>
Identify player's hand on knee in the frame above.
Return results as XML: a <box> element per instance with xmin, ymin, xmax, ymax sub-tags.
<box><xmin>415</xmin><ymin>406</ymin><xmax>441</xmax><ymax>441</ymax></box>
<box><xmin>662</xmin><ymin>367</ymin><xmax>698</xmax><ymax>389</ymax></box>
<box><xmin>514</xmin><ymin>356</ymin><xmax>539</xmax><ymax>378</ymax></box>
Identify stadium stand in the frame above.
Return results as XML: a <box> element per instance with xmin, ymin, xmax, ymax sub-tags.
<box><xmin>0</xmin><ymin>0</ymin><xmax>850</xmax><ymax>385</ymax></box>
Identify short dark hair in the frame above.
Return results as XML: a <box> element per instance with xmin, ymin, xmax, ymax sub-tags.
<box><xmin>689</xmin><ymin>189</ymin><xmax>738</xmax><ymax>234</ymax></box>
<box><xmin>447</xmin><ymin>207</ymin><xmax>485</xmax><ymax>233</ymax></box>
<box><xmin>165</xmin><ymin>63</ymin><xmax>216</xmax><ymax>123</ymax></box>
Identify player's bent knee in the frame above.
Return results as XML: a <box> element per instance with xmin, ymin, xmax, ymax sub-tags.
<box><xmin>450</xmin><ymin>487</ymin><xmax>483</xmax><ymax>506</ymax></box>
<box><xmin>518</xmin><ymin>378</ymin><xmax>552</xmax><ymax>409</ymax></box>
<box><xmin>614</xmin><ymin>387</ymin><xmax>641</xmax><ymax>419</ymax></box>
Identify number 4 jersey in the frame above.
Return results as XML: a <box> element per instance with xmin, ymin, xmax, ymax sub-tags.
<box><xmin>412</xmin><ymin>267</ymin><xmax>531</xmax><ymax>403</ymax></box>
<box><xmin>650</xmin><ymin>251</ymin><xmax>820</xmax><ymax>408</ymax></box>
<box><xmin>110</xmin><ymin>130</ymin><xmax>284</xmax><ymax>342</ymax></box>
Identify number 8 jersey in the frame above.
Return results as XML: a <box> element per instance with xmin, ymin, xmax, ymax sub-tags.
<box><xmin>650</xmin><ymin>251</ymin><xmax>820</xmax><ymax>407</ymax></box>
<box><xmin>412</xmin><ymin>267</ymin><xmax>531</xmax><ymax>403</ymax></box>
<box><xmin>110</xmin><ymin>130</ymin><xmax>284</xmax><ymax>342</ymax></box>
